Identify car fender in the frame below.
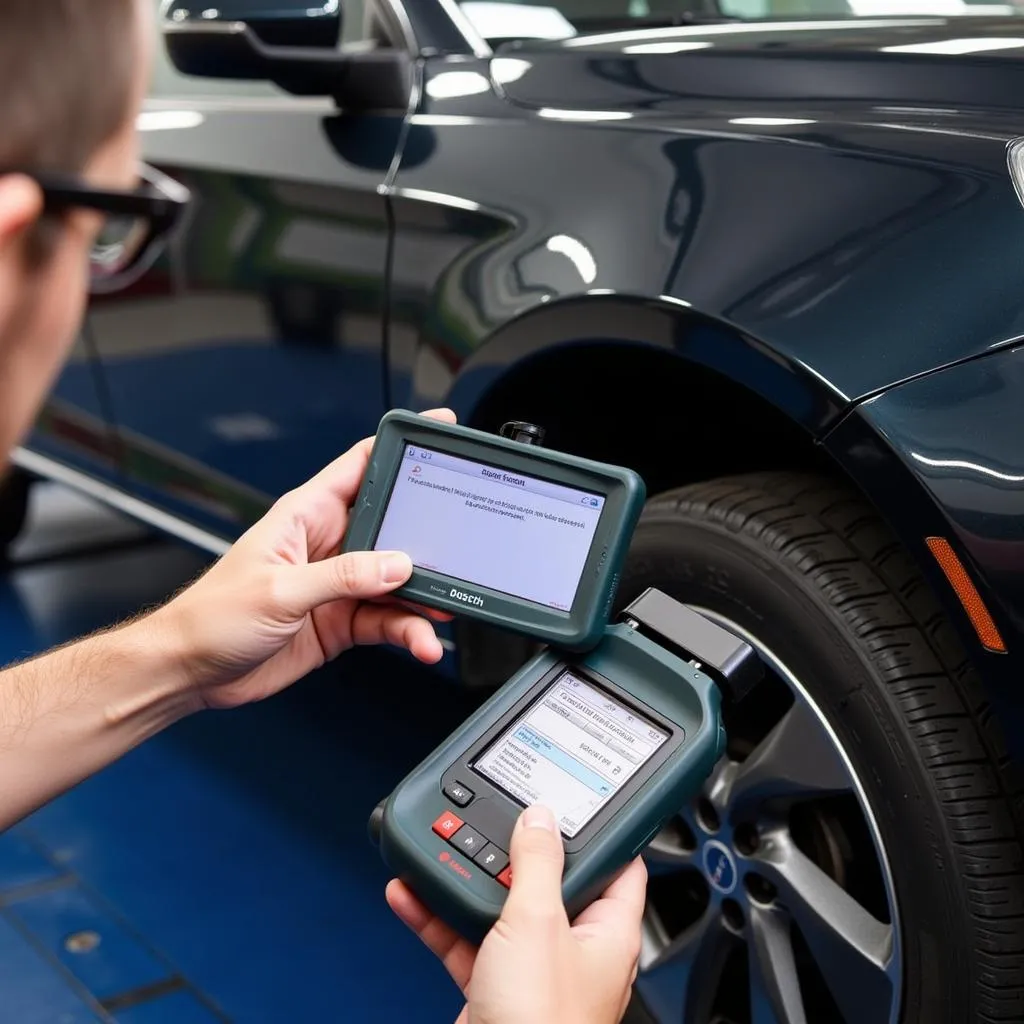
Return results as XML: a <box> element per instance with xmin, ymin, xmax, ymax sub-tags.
<box><xmin>397</xmin><ymin>65</ymin><xmax>1024</xmax><ymax>419</ymax></box>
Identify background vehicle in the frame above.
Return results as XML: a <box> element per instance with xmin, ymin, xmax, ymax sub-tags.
<box><xmin>8</xmin><ymin>0</ymin><xmax>1024</xmax><ymax>1020</ymax></box>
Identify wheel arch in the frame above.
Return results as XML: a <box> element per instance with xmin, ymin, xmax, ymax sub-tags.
<box><xmin>443</xmin><ymin>293</ymin><xmax>845</xmax><ymax>440</ymax></box>
<box><xmin>459</xmin><ymin>334</ymin><xmax>832</xmax><ymax>504</ymax></box>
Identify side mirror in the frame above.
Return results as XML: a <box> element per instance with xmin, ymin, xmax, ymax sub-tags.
<box><xmin>162</xmin><ymin>1</ymin><xmax>342</xmax><ymax>49</ymax></box>
<box><xmin>161</xmin><ymin>0</ymin><xmax>411</xmax><ymax>110</ymax></box>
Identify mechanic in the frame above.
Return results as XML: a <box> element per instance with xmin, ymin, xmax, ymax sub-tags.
<box><xmin>0</xmin><ymin>2</ymin><xmax>645</xmax><ymax>1022</ymax></box>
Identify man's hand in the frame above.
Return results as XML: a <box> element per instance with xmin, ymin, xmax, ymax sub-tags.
<box><xmin>0</xmin><ymin>409</ymin><xmax>458</xmax><ymax>830</ymax></box>
<box><xmin>386</xmin><ymin>804</ymin><xmax>647</xmax><ymax>1024</ymax></box>
<box><xmin>154</xmin><ymin>408</ymin><xmax>456</xmax><ymax>710</ymax></box>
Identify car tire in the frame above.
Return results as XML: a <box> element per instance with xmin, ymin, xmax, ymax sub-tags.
<box><xmin>0</xmin><ymin>468</ymin><xmax>31</xmax><ymax>557</ymax></box>
<box><xmin>619</xmin><ymin>471</ymin><xmax>1024</xmax><ymax>1024</ymax></box>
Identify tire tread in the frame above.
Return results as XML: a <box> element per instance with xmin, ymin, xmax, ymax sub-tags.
<box><xmin>648</xmin><ymin>471</ymin><xmax>1024</xmax><ymax>1022</ymax></box>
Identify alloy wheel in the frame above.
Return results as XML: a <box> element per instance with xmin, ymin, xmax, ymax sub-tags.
<box><xmin>635</xmin><ymin>609</ymin><xmax>902</xmax><ymax>1024</ymax></box>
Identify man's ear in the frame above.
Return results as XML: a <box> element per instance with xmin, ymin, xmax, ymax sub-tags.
<box><xmin>0</xmin><ymin>175</ymin><xmax>44</xmax><ymax>256</ymax></box>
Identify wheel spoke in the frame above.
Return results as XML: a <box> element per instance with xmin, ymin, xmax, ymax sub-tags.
<box><xmin>639</xmin><ymin>907</ymin><xmax>740</xmax><ymax>1024</ymax></box>
<box><xmin>644</xmin><ymin>846</ymin><xmax>698</xmax><ymax>878</ymax></box>
<box><xmin>645</xmin><ymin>807</ymin><xmax>700</xmax><ymax>876</ymax></box>
<box><xmin>640</xmin><ymin>905</ymin><xmax>673</xmax><ymax>971</ymax></box>
<box><xmin>684</xmin><ymin>910</ymin><xmax>741</xmax><ymax>1024</ymax></box>
<box><xmin>703</xmin><ymin>757</ymin><xmax>738</xmax><ymax>812</ymax></box>
<box><xmin>729</xmin><ymin>701</ymin><xmax>852</xmax><ymax>818</ymax></box>
<box><xmin>761</xmin><ymin>833</ymin><xmax>894</xmax><ymax>1024</ymax></box>
<box><xmin>641</xmin><ymin>902</ymin><xmax>717</xmax><ymax>972</ymax></box>
<box><xmin>749</xmin><ymin>903</ymin><xmax>808</xmax><ymax>1024</ymax></box>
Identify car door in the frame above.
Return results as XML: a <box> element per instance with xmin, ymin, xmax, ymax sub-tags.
<box><xmin>85</xmin><ymin>0</ymin><xmax>406</xmax><ymax>543</ymax></box>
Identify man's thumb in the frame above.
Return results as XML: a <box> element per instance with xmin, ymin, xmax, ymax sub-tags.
<box><xmin>502</xmin><ymin>805</ymin><xmax>566</xmax><ymax>921</ymax></box>
<box><xmin>289</xmin><ymin>550</ymin><xmax>412</xmax><ymax>609</ymax></box>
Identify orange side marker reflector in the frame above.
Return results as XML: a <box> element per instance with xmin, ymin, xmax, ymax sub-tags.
<box><xmin>926</xmin><ymin>537</ymin><xmax>1007</xmax><ymax>653</ymax></box>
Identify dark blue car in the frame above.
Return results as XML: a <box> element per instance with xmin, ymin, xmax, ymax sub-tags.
<box><xmin>7</xmin><ymin>1</ymin><xmax>1024</xmax><ymax>1021</ymax></box>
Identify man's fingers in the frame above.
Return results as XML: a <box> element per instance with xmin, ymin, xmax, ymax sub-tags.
<box><xmin>396</xmin><ymin>599</ymin><xmax>454</xmax><ymax>623</ymax></box>
<box><xmin>298</xmin><ymin>435</ymin><xmax>376</xmax><ymax>509</ymax></box>
<box><xmin>571</xmin><ymin>857</ymin><xmax>648</xmax><ymax>932</ymax></box>
<box><xmin>421</xmin><ymin>407</ymin><xmax>458</xmax><ymax>425</ymax></box>
<box><xmin>502</xmin><ymin>805</ymin><xmax>568</xmax><ymax>926</ymax></box>
<box><xmin>570</xmin><ymin>858</ymin><xmax>646</xmax><ymax>981</ymax></box>
<box><xmin>302</xmin><ymin>408</ymin><xmax>458</xmax><ymax>504</ymax></box>
<box><xmin>367</xmin><ymin>595</ymin><xmax>455</xmax><ymax>624</ymax></box>
<box><xmin>285</xmin><ymin>550</ymin><xmax>413</xmax><ymax>612</ymax></box>
<box><xmin>596</xmin><ymin>855</ymin><xmax>648</xmax><ymax>914</ymax></box>
<box><xmin>259</xmin><ymin>408</ymin><xmax>460</xmax><ymax>555</ymax></box>
<box><xmin>351</xmin><ymin>603</ymin><xmax>444</xmax><ymax>663</ymax></box>
<box><xmin>385</xmin><ymin>880</ymin><xmax>476</xmax><ymax>991</ymax></box>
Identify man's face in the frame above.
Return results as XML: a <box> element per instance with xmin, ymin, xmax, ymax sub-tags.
<box><xmin>0</xmin><ymin>0</ymin><xmax>151</xmax><ymax>466</ymax></box>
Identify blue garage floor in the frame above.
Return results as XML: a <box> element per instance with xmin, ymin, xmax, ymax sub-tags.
<box><xmin>0</xmin><ymin>484</ymin><xmax>477</xmax><ymax>1023</ymax></box>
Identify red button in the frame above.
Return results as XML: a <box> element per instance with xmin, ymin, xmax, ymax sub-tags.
<box><xmin>432</xmin><ymin>811</ymin><xmax>464</xmax><ymax>840</ymax></box>
<box><xmin>496</xmin><ymin>865</ymin><xmax>513</xmax><ymax>889</ymax></box>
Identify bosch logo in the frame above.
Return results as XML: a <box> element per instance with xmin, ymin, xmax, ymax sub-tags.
<box><xmin>439</xmin><ymin>850</ymin><xmax>473</xmax><ymax>880</ymax></box>
<box><xmin>450</xmin><ymin>588</ymin><xmax>484</xmax><ymax>607</ymax></box>
<box><xmin>702</xmin><ymin>841</ymin><xmax>737</xmax><ymax>895</ymax></box>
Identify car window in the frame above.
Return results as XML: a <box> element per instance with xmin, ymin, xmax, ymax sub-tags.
<box><xmin>148</xmin><ymin>0</ymin><xmax>374</xmax><ymax>100</ymax></box>
<box><xmin>457</xmin><ymin>0</ymin><xmax>1022</xmax><ymax>39</ymax></box>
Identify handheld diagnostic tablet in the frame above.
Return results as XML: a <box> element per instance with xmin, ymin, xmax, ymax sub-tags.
<box><xmin>343</xmin><ymin>410</ymin><xmax>646</xmax><ymax>651</ymax></box>
<box><xmin>369</xmin><ymin>589</ymin><xmax>762</xmax><ymax>945</ymax></box>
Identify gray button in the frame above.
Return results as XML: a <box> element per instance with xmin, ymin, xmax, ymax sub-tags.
<box><xmin>473</xmin><ymin>843</ymin><xmax>509</xmax><ymax>877</ymax></box>
<box><xmin>443</xmin><ymin>781</ymin><xmax>474</xmax><ymax>807</ymax></box>
<box><xmin>452</xmin><ymin>824</ymin><xmax>487</xmax><ymax>856</ymax></box>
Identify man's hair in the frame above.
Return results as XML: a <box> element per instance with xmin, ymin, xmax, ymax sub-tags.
<box><xmin>1</xmin><ymin>0</ymin><xmax>137</xmax><ymax>175</ymax></box>
<box><xmin>1</xmin><ymin>0</ymin><xmax>138</xmax><ymax>262</ymax></box>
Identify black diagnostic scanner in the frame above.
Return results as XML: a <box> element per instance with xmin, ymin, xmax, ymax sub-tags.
<box><xmin>369</xmin><ymin>588</ymin><xmax>761</xmax><ymax>946</ymax></box>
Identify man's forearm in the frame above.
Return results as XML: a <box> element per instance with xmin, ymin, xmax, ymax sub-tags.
<box><xmin>0</xmin><ymin>613</ymin><xmax>197</xmax><ymax>831</ymax></box>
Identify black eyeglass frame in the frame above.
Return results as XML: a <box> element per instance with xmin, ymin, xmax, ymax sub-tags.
<box><xmin>9</xmin><ymin>163</ymin><xmax>191</xmax><ymax>294</ymax></box>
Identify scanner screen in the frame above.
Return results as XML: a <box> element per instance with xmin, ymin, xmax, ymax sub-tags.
<box><xmin>375</xmin><ymin>445</ymin><xmax>605</xmax><ymax>611</ymax></box>
<box><xmin>475</xmin><ymin>671</ymin><xmax>670</xmax><ymax>838</ymax></box>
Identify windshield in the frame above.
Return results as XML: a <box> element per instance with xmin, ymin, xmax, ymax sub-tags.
<box><xmin>458</xmin><ymin>0</ymin><xmax>1023</xmax><ymax>40</ymax></box>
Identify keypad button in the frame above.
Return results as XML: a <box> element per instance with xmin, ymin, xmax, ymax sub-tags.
<box><xmin>452</xmin><ymin>824</ymin><xmax>486</xmax><ymax>856</ymax></box>
<box><xmin>473</xmin><ymin>843</ymin><xmax>509</xmax><ymax>877</ymax></box>
<box><xmin>443</xmin><ymin>781</ymin><xmax>474</xmax><ymax>808</ymax></box>
<box><xmin>431</xmin><ymin>811</ymin><xmax>464</xmax><ymax>840</ymax></box>
<box><xmin>496</xmin><ymin>865</ymin><xmax>513</xmax><ymax>889</ymax></box>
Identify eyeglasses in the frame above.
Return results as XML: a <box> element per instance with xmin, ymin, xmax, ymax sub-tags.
<box><xmin>29</xmin><ymin>163</ymin><xmax>191</xmax><ymax>294</ymax></box>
